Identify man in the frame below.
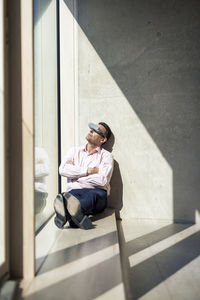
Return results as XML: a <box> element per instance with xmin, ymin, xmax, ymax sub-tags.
<box><xmin>54</xmin><ymin>122</ymin><xmax>113</xmax><ymax>229</ymax></box>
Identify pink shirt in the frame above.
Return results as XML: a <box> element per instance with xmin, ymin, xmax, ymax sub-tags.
<box><xmin>59</xmin><ymin>145</ymin><xmax>114</xmax><ymax>195</ymax></box>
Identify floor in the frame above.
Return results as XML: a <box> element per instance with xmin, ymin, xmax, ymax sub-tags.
<box><xmin>117</xmin><ymin>219</ymin><xmax>200</xmax><ymax>300</ymax></box>
<box><xmin>16</xmin><ymin>209</ymin><xmax>125</xmax><ymax>300</ymax></box>
<box><xmin>15</xmin><ymin>216</ymin><xmax>200</xmax><ymax>300</ymax></box>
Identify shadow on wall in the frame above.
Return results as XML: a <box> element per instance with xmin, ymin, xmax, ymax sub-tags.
<box><xmin>34</xmin><ymin>0</ymin><xmax>52</xmax><ymax>25</ymax></box>
<box><xmin>64</xmin><ymin>0</ymin><xmax>200</xmax><ymax>223</ymax></box>
<box><xmin>109</xmin><ymin>160</ymin><xmax>123</xmax><ymax>219</ymax></box>
<box><xmin>103</xmin><ymin>133</ymin><xmax>123</xmax><ymax>217</ymax></box>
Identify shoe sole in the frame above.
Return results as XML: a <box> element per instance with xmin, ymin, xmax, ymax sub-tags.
<box><xmin>63</xmin><ymin>192</ymin><xmax>93</xmax><ymax>230</ymax></box>
<box><xmin>54</xmin><ymin>194</ymin><xmax>67</xmax><ymax>228</ymax></box>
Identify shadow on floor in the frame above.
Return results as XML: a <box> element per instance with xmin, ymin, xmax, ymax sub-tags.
<box><xmin>117</xmin><ymin>221</ymin><xmax>200</xmax><ymax>299</ymax></box>
<box><xmin>36</xmin><ymin>230</ymin><xmax>118</xmax><ymax>275</ymax></box>
<box><xmin>89</xmin><ymin>208</ymin><xmax>115</xmax><ymax>222</ymax></box>
<box><xmin>18</xmin><ymin>255</ymin><xmax>122</xmax><ymax>300</ymax></box>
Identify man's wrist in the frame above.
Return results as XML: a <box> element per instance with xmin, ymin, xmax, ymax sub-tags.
<box><xmin>87</xmin><ymin>167</ymin><xmax>99</xmax><ymax>175</ymax></box>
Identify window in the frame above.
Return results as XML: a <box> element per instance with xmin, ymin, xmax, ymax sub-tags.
<box><xmin>34</xmin><ymin>0</ymin><xmax>59</xmax><ymax>232</ymax></box>
<box><xmin>0</xmin><ymin>0</ymin><xmax>8</xmax><ymax>279</ymax></box>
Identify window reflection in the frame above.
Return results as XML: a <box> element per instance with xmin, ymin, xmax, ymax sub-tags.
<box><xmin>0</xmin><ymin>0</ymin><xmax>6</xmax><ymax>274</ymax></box>
<box><xmin>35</xmin><ymin>147</ymin><xmax>50</xmax><ymax>214</ymax></box>
<box><xmin>34</xmin><ymin>0</ymin><xmax>58</xmax><ymax>231</ymax></box>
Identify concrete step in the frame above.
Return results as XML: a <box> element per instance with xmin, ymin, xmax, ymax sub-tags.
<box><xmin>18</xmin><ymin>209</ymin><xmax>125</xmax><ymax>300</ymax></box>
<box><xmin>0</xmin><ymin>279</ymin><xmax>17</xmax><ymax>300</ymax></box>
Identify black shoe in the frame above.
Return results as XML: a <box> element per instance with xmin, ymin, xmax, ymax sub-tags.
<box><xmin>69</xmin><ymin>219</ymin><xmax>78</xmax><ymax>228</ymax></box>
<box><xmin>63</xmin><ymin>192</ymin><xmax>93</xmax><ymax>230</ymax></box>
<box><xmin>54</xmin><ymin>194</ymin><xmax>67</xmax><ymax>229</ymax></box>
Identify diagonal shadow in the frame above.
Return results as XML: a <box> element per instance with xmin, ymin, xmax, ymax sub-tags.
<box><xmin>34</xmin><ymin>0</ymin><xmax>52</xmax><ymax>25</ymax></box>
<box><xmin>37</xmin><ymin>230</ymin><xmax>118</xmax><ymax>275</ymax></box>
<box><xmin>63</xmin><ymin>0</ymin><xmax>200</xmax><ymax>223</ymax></box>
<box><xmin>125</xmin><ymin>223</ymin><xmax>192</xmax><ymax>256</ymax></box>
<box><xmin>130</xmin><ymin>230</ymin><xmax>200</xmax><ymax>299</ymax></box>
<box><xmin>20</xmin><ymin>255</ymin><xmax>123</xmax><ymax>300</ymax></box>
<box><xmin>117</xmin><ymin>220</ymin><xmax>200</xmax><ymax>299</ymax></box>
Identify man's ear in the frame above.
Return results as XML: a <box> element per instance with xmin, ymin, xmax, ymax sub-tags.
<box><xmin>101</xmin><ymin>137</ymin><xmax>107</xmax><ymax>145</ymax></box>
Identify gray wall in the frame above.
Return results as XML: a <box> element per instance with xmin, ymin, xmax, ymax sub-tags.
<box><xmin>65</xmin><ymin>0</ymin><xmax>200</xmax><ymax>223</ymax></box>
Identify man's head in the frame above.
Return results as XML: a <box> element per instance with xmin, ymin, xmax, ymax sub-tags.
<box><xmin>86</xmin><ymin>122</ymin><xmax>112</xmax><ymax>147</ymax></box>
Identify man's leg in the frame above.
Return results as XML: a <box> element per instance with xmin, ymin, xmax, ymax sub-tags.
<box><xmin>54</xmin><ymin>192</ymin><xmax>93</xmax><ymax>229</ymax></box>
<box><xmin>53</xmin><ymin>194</ymin><xmax>68</xmax><ymax>228</ymax></box>
<box><xmin>69</xmin><ymin>188</ymin><xmax>107</xmax><ymax>215</ymax></box>
<box><xmin>54</xmin><ymin>188</ymin><xmax>107</xmax><ymax>229</ymax></box>
<box><xmin>62</xmin><ymin>191</ymin><xmax>93</xmax><ymax>229</ymax></box>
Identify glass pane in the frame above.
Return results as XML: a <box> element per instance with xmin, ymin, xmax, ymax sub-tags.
<box><xmin>34</xmin><ymin>0</ymin><xmax>58</xmax><ymax>232</ymax></box>
<box><xmin>0</xmin><ymin>0</ymin><xmax>6</xmax><ymax>274</ymax></box>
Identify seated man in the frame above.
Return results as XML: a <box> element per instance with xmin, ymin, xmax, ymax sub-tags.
<box><xmin>54</xmin><ymin>122</ymin><xmax>113</xmax><ymax>229</ymax></box>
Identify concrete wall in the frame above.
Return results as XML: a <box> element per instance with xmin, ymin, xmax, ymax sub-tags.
<box><xmin>64</xmin><ymin>0</ymin><xmax>200</xmax><ymax>223</ymax></box>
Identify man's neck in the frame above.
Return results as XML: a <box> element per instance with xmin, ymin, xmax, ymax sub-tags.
<box><xmin>86</xmin><ymin>143</ymin><xmax>99</xmax><ymax>154</ymax></box>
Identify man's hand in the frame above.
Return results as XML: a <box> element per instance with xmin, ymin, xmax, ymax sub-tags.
<box><xmin>87</xmin><ymin>167</ymin><xmax>99</xmax><ymax>175</ymax></box>
<box><xmin>66</xmin><ymin>160</ymin><xmax>74</xmax><ymax>165</ymax></box>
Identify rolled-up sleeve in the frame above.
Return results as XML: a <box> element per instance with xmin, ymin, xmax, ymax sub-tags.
<box><xmin>59</xmin><ymin>148</ymin><xmax>87</xmax><ymax>179</ymax></box>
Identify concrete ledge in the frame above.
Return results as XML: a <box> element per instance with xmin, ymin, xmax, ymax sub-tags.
<box><xmin>0</xmin><ymin>280</ymin><xmax>17</xmax><ymax>300</ymax></box>
<box><xmin>18</xmin><ymin>209</ymin><xmax>125</xmax><ymax>300</ymax></box>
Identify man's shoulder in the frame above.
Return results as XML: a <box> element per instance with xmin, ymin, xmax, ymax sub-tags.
<box><xmin>101</xmin><ymin>147</ymin><xmax>113</xmax><ymax>158</ymax></box>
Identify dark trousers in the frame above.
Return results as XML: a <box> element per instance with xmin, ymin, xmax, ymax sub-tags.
<box><xmin>69</xmin><ymin>188</ymin><xmax>107</xmax><ymax>215</ymax></box>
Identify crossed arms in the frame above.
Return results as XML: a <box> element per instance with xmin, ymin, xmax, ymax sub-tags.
<box><xmin>59</xmin><ymin>148</ymin><xmax>113</xmax><ymax>188</ymax></box>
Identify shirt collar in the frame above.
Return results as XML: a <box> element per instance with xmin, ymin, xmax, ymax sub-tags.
<box><xmin>81</xmin><ymin>145</ymin><xmax>86</xmax><ymax>152</ymax></box>
<box><xmin>82</xmin><ymin>144</ymin><xmax>101</xmax><ymax>154</ymax></box>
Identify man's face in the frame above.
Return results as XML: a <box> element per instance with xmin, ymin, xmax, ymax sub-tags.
<box><xmin>86</xmin><ymin>124</ymin><xmax>107</xmax><ymax>146</ymax></box>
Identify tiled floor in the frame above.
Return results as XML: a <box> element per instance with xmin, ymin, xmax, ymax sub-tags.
<box><xmin>117</xmin><ymin>219</ymin><xmax>200</xmax><ymax>300</ymax></box>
